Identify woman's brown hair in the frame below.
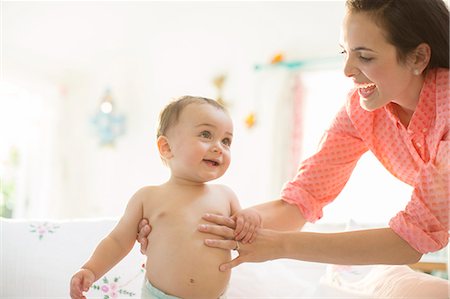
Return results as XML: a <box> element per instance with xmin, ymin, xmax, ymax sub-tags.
<box><xmin>346</xmin><ymin>0</ymin><xmax>449</xmax><ymax>70</ymax></box>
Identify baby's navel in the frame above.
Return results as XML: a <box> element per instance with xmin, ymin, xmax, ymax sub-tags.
<box><xmin>156</xmin><ymin>211</ymin><xmax>166</xmax><ymax>219</ymax></box>
<box><xmin>189</xmin><ymin>278</ymin><xmax>195</xmax><ymax>284</ymax></box>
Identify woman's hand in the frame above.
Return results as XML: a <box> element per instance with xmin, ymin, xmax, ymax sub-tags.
<box><xmin>203</xmin><ymin>228</ymin><xmax>282</xmax><ymax>271</ymax></box>
<box><xmin>199</xmin><ymin>213</ymin><xmax>237</xmax><ymax>237</ymax></box>
<box><xmin>198</xmin><ymin>213</ymin><xmax>282</xmax><ymax>271</ymax></box>
<box><xmin>136</xmin><ymin>218</ymin><xmax>152</xmax><ymax>254</ymax></box>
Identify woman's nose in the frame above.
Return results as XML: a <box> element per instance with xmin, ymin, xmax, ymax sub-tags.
<box><xmin>343</xmin><ymin>55</ymin><xmax>358</xmax><ymax>78</ymax></box>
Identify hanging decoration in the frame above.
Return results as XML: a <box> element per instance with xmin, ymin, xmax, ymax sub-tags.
<box><xmin>244</xmin><ymin>52</ymin><xmax>287</xmax><ymax>129</ymax></box>
<box><xmin>91</xmin><ymin>88</ymin><xmax>126</xmax><ymax>147</ymax></box>
<box><xmin>212</xmin><ymin>74</ymin><xmax>229</xmax><ymax>107</ymax></box>
<box><xmin>244</xmin><ymin>112</ymin><xmax>256</xmax><ymax>128</ymax></box>
<box><xmin>270</xmin><ymin>52</ymin><xmax>284</xmax><ymax>64</ymax></box>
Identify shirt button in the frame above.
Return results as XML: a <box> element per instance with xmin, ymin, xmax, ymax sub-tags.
<box><xmin>416</xmin><ymin>142</ymin><xmax>422</xmax><ymax>148</ymax></box>
<box><xmin>422</xmin><ymin>128</ymin><xmax>428</xmax><ymax>133</ymax></box>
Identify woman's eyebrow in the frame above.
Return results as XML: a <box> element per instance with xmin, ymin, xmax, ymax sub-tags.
<box><xmin>351</xmin><ymin>46</ymin><xmax>377</xmax><ymax>52</ymax></box>
<box><xmin>339</xmin><ymin>44</ymin><xmax>376</xmax><ymax>53</ymax></box>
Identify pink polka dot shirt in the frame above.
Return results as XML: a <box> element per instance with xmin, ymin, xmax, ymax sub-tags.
<box><xmin>281</xmin><ymin>68</ymin><xmax>449</xmax><ymax>254</ymax></box>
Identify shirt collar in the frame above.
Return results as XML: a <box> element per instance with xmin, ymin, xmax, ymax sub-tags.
<box><xmin>408</xmin><ymin>69</ymin><xmax>436</xmax><ymax>134</ymax></box>
<box><xmin>384</xmin><ymin>69</ymin><xmax>437</xmax><ymax>133</ymax></box>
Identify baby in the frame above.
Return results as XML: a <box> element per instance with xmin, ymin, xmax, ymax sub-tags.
<box><xmin>70</xmin><ymin>96</ymin><xmax>261</xmax><ymax>299</ymax></box>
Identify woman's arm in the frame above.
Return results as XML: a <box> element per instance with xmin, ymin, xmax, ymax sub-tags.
<box><xmin>250</xmin><ymin>199</ymin><xmax>306</xmax><ymax>231</ymax></box>
<box><xmin>203</xmin><ymin>226</ymin><xmax>423</xmax><ymax>271</ymax></box>
<box><xmin>279</xmin><ymin>228</ymin><xmax>422</xmax><ymax>265</ymax></box>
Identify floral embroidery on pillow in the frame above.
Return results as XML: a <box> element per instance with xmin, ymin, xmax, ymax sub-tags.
<box><xmin>29</xmin><ymin>222</ymin><xmax>60</xmax><ymax>240</ymax></box>
<box><xmin>92</xmin><ymin>276</ymin><xmax>135</xmax><ymax>299</ymax></box>
<box><xmin>90</xmin><ymin>263</ymin><xmax>145</xmax><ymax>299</ymax></box>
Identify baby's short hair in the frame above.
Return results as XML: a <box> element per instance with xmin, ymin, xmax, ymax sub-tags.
<box><xmin>157</xmin><ymin>95</ymin><xmax>226</xmax><ymax>138</ymax></box>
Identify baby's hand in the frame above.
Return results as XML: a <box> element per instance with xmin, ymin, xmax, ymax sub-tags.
<box><xmin>232</xmin><ymin>208</ymin><xmax>262</xmax><ymax>244</ymax></box>
<box><xmin>70</xmin><ymin>268</ymin><xmax>95</xmax><ymax>299</ymax></box>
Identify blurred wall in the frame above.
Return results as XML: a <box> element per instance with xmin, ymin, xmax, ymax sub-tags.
<box><xmin>3</xmin><ymin>1</ymin><xmax>356</xmax><ymax>219</ymax></box>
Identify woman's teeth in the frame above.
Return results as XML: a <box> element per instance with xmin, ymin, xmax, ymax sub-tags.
<box><xmin>358</xmin><ymin>83</ymin><xmax>376</xmax><ymax>89</ymax></box>
<box><xmin>357</xmin><ymin>83</ymin><xmax>376</xmax><ymax>98</ymax></box>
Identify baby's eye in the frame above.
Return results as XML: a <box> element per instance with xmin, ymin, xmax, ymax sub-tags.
<box><xmin>199</xmin><ymin>131</ymin><xmax>212</xmax><ymax>139</ymax></box>
<box><xmin>222</xmin><ymin>138</ymin><xmax>232</xmax><ymax>147</ymax></box>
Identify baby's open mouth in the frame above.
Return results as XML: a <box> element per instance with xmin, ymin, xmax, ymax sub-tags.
<box><xmin>203</xmin><ymin>159</ymin><xmax>219</xmax><ymax>166</ymax></box>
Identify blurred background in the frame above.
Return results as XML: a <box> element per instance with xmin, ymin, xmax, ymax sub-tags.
<box><xmin>1</xmin><ymin>0</ymin><xmax>412</xmax><ymax>223</ymax></box>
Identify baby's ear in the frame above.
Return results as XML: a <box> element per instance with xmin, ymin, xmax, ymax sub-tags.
<box><xmin>157</xmin><ymin>136</ymin><xmax>173</xmax><ymax>160</ymax></box>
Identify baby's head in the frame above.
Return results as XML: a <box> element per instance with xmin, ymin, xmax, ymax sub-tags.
<box><xmin>157</xmin><ymin>96</ymin><xmax>233</xmax><ymax>183</ymax></box>
<box><xmin>157</xmin><ymin>96</ymin><xmax>227</xmax><ymax>138</ymax></box>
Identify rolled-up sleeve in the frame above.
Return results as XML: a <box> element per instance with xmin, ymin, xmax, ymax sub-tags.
<box><xmin>390</xmin><ymin>141</ymin><xmax>449</xmax><ymax>253</ymax></box>
<box><xmin>281</xmin><ymin>104</ymin><xmax>368</xmax><ymax>222</ymax></box>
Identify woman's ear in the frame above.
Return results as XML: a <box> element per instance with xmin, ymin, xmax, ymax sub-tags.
<box><xmin>409</xmin><ymin>43</ymin><xmax>431</xmax><ymax>75</ymax></box>
<box><xmin>157</xmin><ymin>136</ymin><xmax>173</xmax><ymax>160</ymax></box>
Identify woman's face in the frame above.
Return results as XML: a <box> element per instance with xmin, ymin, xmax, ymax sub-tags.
<box><xmin>340</xmin><ymin>11</ymin><xmax>418</xmax><ymax>111</ymax></box>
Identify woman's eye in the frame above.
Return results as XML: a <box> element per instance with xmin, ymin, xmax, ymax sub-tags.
<box><xmin>200</xmin><ymin>131</ymin><xmax>212</xmax><ymax>139</ymax></box>
<box><xmin>222</xmin><ymin>138</ymin><xmax>231</xmax><ymax>146</ymax></box>
<box><xmin>359</xmin><ymin>56</ymin><xmax>373</xmax><ymax>62</ymax></box>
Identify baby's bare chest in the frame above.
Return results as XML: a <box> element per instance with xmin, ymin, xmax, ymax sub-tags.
<box><xmin>144</xmin><ymin>192</ymin><xmax>231</xmax><ymax>231</ymax></box>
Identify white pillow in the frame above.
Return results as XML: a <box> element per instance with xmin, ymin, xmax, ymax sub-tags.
<box><xmin>322</xmin><ymin>264</ymin><xmax>449</xmax><ymax>299</ymax></box>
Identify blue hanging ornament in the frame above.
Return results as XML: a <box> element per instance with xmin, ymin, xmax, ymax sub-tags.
<box><xmin>91</xmin><ymin>88</ymin><xmax>126</xmax><ymax>147</ymax></box>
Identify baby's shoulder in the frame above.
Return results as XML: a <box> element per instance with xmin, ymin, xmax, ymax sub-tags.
<box><xmin>207</xmin><ymin>184</ymin><xmax>237</xmax><ymax>198</ymax></box>
<box><xmin>130</xmin><ymin>185</ymin><xmax>163</xmax><ymax>203</ymax></box>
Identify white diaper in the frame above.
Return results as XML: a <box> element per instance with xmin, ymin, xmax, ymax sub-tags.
<box><xmin>141</xmin><ymin>279</ymin><xmax>228</xmax><ymax>299</ymax></box>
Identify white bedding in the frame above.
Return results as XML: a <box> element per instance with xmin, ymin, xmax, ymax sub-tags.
<box><xmin>1</xmin><ymin>218</ymin><xmax>448</xmax><ymax>298</ymax></box>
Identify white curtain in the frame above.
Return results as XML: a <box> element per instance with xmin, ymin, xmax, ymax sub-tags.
<box><xmin>0</xmin><ymin>81</ymin><xmax>61</xmax><ymax>218</ymax></box>
<box><xmin>251</xmin><ymin>68</ymin><xmax>304</xmax><ymax>199</ymax></box>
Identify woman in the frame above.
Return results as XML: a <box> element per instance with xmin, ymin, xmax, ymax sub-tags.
<box><xmin>138</xmin><ymin>0</ymin><xmax>449</xmax><ymax>271</ymax></box>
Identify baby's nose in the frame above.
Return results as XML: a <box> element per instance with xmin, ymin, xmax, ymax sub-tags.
<box><xmin>212</xmin><ymin>145</ymin><xmax>222</xmax><ymax>154</ymax></box>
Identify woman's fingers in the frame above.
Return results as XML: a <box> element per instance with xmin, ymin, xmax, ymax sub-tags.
<box><xmin>137</xmin><ymin>219</ymin><xmax>152</xmax><ymax>254</ymax></box>
<box><xmin>138</xmin><ymin>218</ymin><xmax>149</xmax><ymax>231</ymax></box>
<box><xmin>198</xmin><ymin>223</ymin><xmax>235</xmax><ymax>240</ymax></box>
<box><xmin>139</xmin><ymin>237</ymin><xmax>149</xmax><ymax>255</ymax></box>
<box><xmin>202</xmin><ymin>213</ymin><xmax>236</xmax><ymax>229</ymax></box>
<box><xmin>204</xmin><ymin>238</ymin><xmax>237</xmax><ymax>250</ymax></box>
<box><xmin>203</xmin><ymin>239</ymin><xmax>244</xmax><ymax>271</ymax></box>
<box><xmin>219</xmin><ymin>257</ymin><xmax>243</xmax><ymax>272</ymax></box>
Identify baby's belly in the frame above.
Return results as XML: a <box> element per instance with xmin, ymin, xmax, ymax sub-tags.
<box><xmin>145</xmin><ymin>227</ymin><xmax>231</xmax><ymax>299</ymax></box>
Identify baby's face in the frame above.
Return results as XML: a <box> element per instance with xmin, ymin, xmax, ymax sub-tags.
<box><xmin>166</xmin><ymin>103</ymin><xmax>233</xmax><ymax>183</ymax></box>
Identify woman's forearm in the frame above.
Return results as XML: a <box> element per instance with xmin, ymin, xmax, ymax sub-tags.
<box><xmin>279</xmin><ymin>227</ymin><xmax>422</xmax><ymax>265</ymax></box>
<box><xmin>252</xmin><ymin>199</ymin><xmax>306</xmax><ymax>231</ymax></box>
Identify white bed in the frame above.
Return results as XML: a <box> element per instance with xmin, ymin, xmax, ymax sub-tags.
<box><xmin>1</xmin><ymin>218</ymin><xmax>448</xmax><ymax>298</ymax></box>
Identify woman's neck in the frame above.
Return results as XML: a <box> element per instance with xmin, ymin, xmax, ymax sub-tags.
<box><xmin>393</xmin><ymin>103</ymin><xmax>415</xmax><ymax>128</ymax></box>
<box><xmin>392</xmin><ymin>74</ymin><xmax>425</xmax><ymax>128</ymax></box>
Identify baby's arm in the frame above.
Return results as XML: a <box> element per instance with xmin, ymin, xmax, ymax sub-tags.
<box><xmin>70</xmin><ymin>191</ymin><xmax>144</xmax><ymax>299</ymax></box>
<box><xmin>226</xmin><ymin>187</ymin><xmax>262</xmax><ymax>244</ymax></box>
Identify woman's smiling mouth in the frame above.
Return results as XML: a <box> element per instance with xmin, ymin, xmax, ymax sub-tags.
<box><xmin>357</xmin><ymin>82</ymin><xmax>377</xmax><ymax>99</ymax></box>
